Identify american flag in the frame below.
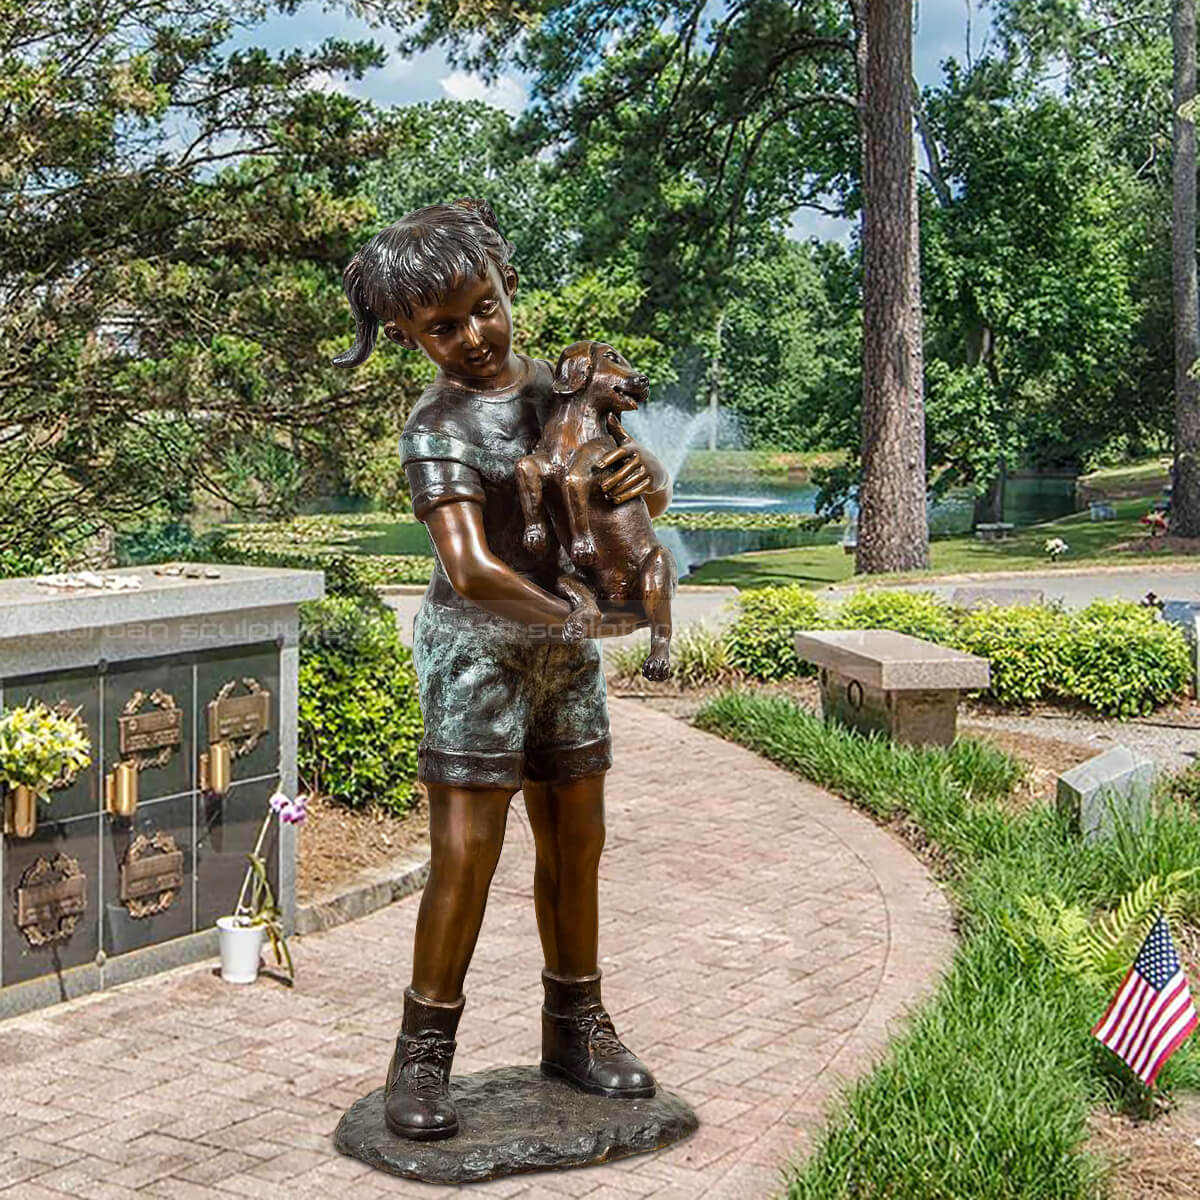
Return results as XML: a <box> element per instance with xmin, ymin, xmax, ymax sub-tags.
<box><xmin>1092</xmin><ymin>911</ymin><xmax>1199</xmax><ymax>1089</ymax></box>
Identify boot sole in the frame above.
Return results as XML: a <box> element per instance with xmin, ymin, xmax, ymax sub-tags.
<box><xmin>384</xmin><ymin>1112</ymin><xmax>459</xmax><ymax>1141</ymax></box>
<box><xmin>540</xmin><ymin>1060</ymin><xmax>656</xmax><ymax>1099</ymax></box>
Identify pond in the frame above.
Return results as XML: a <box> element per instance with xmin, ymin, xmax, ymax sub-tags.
<box><xmin>294</xmin><ymin>471</ymin><xmax>1078</xmax><ymax>577</ymax></box>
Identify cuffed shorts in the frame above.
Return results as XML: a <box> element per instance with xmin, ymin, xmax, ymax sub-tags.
<box><xmin>411</xmin><ymin>597</ymin><xmax>613</xmax><ymax>790</ymax></box>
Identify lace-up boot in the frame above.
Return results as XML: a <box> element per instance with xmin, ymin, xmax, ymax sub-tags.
<box><xmin>540</xmin><ymin>969</ymin><xmax>656</xmax><ymax>1098</ymax></box>
<box><xmin>384</xmin><ymin>987</ymin><xmax>465</xmax><ymax>1140</ymax></box>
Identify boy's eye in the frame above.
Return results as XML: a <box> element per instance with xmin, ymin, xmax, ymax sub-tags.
<box><xmin>475</xmin><ymin>300</ymin><xmax>499</xmax><ymax>315</ymax></box>
<box><xmin>429</xmin><ymin>323</ymin><xmax>454</xmax><ymax>335</ymax></box>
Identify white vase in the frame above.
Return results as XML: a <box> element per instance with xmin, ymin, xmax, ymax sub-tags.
<box><xmin>216</xmin><ymin>917</ymin><xmax>266</xmax><ymax>984</ymax></box>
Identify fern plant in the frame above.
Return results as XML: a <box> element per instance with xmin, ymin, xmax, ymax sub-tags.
<box><xmin>1000</xmin><ymin>869</ymin><xmax>1199</xmax><ymax>986</ymax></box>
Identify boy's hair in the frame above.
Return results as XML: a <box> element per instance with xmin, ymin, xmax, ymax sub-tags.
<box><xmin>332</xmin><ymin>198</ymin><xmax>515</xmax><ymax>368</ymax></box>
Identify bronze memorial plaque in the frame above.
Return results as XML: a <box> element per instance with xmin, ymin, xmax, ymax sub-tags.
<box><xmin>208</xmin><ymin>678</ymin><xmax>270</xmax><ymax>757</ymax></box>
<box><xmin>16</xmin><ymin>855</ymin><xmax>87</xmax><ymax>947</ymax></box>
<box><xmin>120</xmin><ymin>832</ymin><xmax>184</xmax><ymax>918</ymax></box>
<box><xmin>118</xmin><ymin>688</ymin><xmax>183</xmax><ymax>769</ymax></box>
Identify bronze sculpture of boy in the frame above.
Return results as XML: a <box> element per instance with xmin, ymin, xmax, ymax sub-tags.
<box><xmin>333</xmin><ymin>198</ymin><xmax>673</xmax><ymax>1141</ymax></box>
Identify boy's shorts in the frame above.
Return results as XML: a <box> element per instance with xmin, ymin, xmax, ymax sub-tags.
<box><xmin>411</xmin><ymin>597</ymin><xmax>613</xmax><ymax>790</ymax></box>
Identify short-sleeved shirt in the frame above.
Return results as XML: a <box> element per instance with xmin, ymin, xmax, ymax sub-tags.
<box><xmin>399</xmin><ymin>355</ymin><xmax>569</xmax><ymax>613</ymax></box>
<box><xmin>398</xmin><ymin>354</ymin><xmax>613</xmax><ymax>788</ymax></box>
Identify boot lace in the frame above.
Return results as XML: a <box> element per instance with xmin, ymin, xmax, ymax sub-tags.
<box><xmin>393</xmin><ymin>1031</ymin><xmax>455</xmax><ymax>1098</ymax></box>
<box><xmin>583</xmin><ymin>1010</ymin><xmax>630</xmax><ymax>1059</ymax></box>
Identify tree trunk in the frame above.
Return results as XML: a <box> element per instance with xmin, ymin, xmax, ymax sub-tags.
<box><xmin>1173</xmin><ymin>0</ymin><xmax>1200</xmax><ymax>535</ymax></box>
<box><xmin>853</xmin><ymin>0</ymin><xmax>930</xmax><ymax>573</ymax></box>
<box><xmin>972</xmin><ymin>461</ymin><xmax>1006</xmax><ymax>526</ymax></box>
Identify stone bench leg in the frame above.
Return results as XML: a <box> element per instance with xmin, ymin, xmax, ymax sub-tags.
<box><xmin>818</xmin><ymin>669</ymin><xmax>961</xmax><ymax>748</ymax></box>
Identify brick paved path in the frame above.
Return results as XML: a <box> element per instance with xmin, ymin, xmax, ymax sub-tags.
<box><xmin>0</xmin><ymin>700</ymin><xmax>953</xmax><ymax>1199</ymax></box>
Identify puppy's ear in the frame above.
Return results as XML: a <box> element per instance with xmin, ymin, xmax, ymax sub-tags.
<box><xmin>553</xmin><ymin>342</ymin><xmax>595</xmax><ymax>395</ymax></box>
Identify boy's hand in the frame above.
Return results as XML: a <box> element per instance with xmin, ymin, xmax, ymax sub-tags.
<box><xmin>596</xmin><ymin>443</ymin><xmax>655</xmax><ymax>505</ymax></box>
<box><xmin>550</xmin><ymin>608</ymin><xmax>648</xmax><ymax>640</ymax></box>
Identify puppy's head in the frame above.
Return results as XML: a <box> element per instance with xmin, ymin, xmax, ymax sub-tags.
<box><xmin>552</xmin><ymin>341</ymin><xmax>649</xmax><ymax>414</ymax></box>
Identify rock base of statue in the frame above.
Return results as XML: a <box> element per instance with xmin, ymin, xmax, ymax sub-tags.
<box><xmin>334</xmin><ymin>1064</ymin><xmax>699</xmax><ymax>1184</ymax></box>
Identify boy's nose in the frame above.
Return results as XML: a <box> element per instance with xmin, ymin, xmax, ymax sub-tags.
<box><xmin>463</xmin><ymin>319</ymin><xmax>484</xmax><ymax>348</ymax></box>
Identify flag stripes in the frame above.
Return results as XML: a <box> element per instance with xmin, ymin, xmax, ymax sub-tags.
<box><xmin>1092</xmin><ymin>912</ymin><xmax>1198</xmax><ymax>1089</ymax></box>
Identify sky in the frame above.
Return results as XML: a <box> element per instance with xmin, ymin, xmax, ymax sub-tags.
<box><xmin>246</xmin><ymin>0</ymin><xmax>993</xmax><ymax>243</ymax></box>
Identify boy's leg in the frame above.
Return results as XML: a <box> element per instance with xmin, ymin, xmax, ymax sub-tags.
<box><xmin>411</xmin><ymin>781</ymin><xmax>517</xmax><ymax>1001</ymax></box>
<box><xmin>522</xmin><ymin>767</ymin><xmax>656</xmax><ymax>1099</ymax></box>
<box><xmin>522</xmin><ymin>770</ymin><xmax>606</xmax><ymax>976</ymax></box>
<box><xmin>385</xmin><ymin>780</ymin><xmax>515</xmax><ymax>1141</ymax></box>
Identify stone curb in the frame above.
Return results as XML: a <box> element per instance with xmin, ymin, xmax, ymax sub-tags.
<box><xmin>294</xmin><ymin>847</ymin><xmax>431</xmax><ymax>936</ymax></box>
<box><xmin>824</xmin><ymin>560</ymin><xmax>1200</xmax><ymax>592</ymax></box>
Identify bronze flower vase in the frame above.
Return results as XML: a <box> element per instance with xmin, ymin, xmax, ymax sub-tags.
<box><xmin>4</xmin><ymin>784</ymin><xmax>38</xmax><ymax>839</ymax></box>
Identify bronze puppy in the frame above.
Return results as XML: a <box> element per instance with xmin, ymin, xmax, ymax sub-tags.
<box><xmin>516</xmin><ymin>341</ymin><xmax>676</xmax><ymax>680</ymax></box>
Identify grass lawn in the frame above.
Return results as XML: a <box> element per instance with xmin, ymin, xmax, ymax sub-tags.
<box><xmin>1079</xmin><ymin>456</ymin><xmax>1172</xmax><ymax>498</ymax></box>
<box><xmin>677</xmin><ymin>448</ymin><xmax>847</xmax><ymax>480</ymax></box>
<box><xmin>684</xmin><ymin>498</ymin><xmax>1170</xmax><ymax>588</ymax></box>
<box><xmin>694</xmin><ymin>692</ymin><xmax>1200</xmax><ymax>1199</ymax></box>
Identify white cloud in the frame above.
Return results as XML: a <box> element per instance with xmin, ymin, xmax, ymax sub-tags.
<box><xmin>439</xmin><ymin>71</ymin><xmax>527</xmax><ymax>115</ymax></box>
<box><xmin>308</xmin><ymin>69</ymin><xmax>360</xmax><ymax>98</ymax></box>
<box><xmin>789</xmin><ymin>207</ymin><xmax>855</xmax><ymax>246</ymax></box>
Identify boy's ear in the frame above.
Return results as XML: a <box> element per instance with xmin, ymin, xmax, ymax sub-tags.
<box><xmin>501</xmin><ymin>265</ymin><xmax>518</xmax><ymax>297</ymax></box>
<box><xmin>383</xmin><ymin>321</ymin><xmax>416</xmax><ymax>350</ymax></box>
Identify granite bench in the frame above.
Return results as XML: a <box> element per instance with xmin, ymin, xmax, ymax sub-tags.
<box><xmin>793</xmin><ymin>630</ymin><xmax>991</xmax><ymax>747</ymax></box>
<box><xmin>974</xmin><ymin>522</ymin><xmax>1015</xmax><ymax>541</ymax></box>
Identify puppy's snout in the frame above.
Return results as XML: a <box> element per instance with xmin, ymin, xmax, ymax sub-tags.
<box><xmin>631</xmin><ymin>373</ymin><xmax>649</xmax><ymax>392</ymax></box>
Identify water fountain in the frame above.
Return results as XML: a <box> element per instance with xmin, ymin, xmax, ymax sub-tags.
<box><xmin>619</xmin><ymin>404</ymin><xmax>828</xmax><ymax>574</ymax></box>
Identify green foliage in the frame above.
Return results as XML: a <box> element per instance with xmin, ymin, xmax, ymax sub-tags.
<box><xmin>953</xmin><ymin>603</ymin><xmax>1071</xmax><ymax>706</ymax></box>
<box><xmin>114</xmin><ymin>519</ymin><xmax>228</xmax><ymax>567</ymax></box>
<box><xmin>242</xmin><ymin>852</ymin><xmax>294</xmax><ymax>983</ymax></box>
<box><xmin>606</xmin><ymin>626</ymin><xmax>734</xmax><ymax>688</ymax></box>
<box><xmin>1060</xmin><ymin>601</ymin><xmax>1191</xmax><ymax>717</ymax></box>
<box><xmin>677</xmin><ymin>449</ymin><xmax>847</xmax><ymax>481</ymax></box>
<box><xmin>297</xmin><ymin>597</ymin><xmax>423</xmax><ymax>814</ymax></box>
<box><xmin>724</xmin><ymin>585</ymin><xmax>826</xmax><ymax>681</ymax></box>
<box><xmin>1166</xmin><ymin>761</ymin><xmax>1200</xmax><ymax>809</ymax></box>
<box><xmin>922</xmin><ymin>61</ymin><xmax>1152</xmax><ymax>497</ymax></box>
<box><xmin>677</xmin><ymin>587</ymin><xmax>1190</xmax><ymax>718</ymax></box>
<box><xmin>0</xmin><ymin>0</ymin><xmax>429</xmax><ymax>563</ymax></box>
<box><xmin>0</xmin><ymin>545</ymin><xmax>71</xmax><ymax>579</ymax></box>
<box><xmin>694</xmin><ymin>691</ymin><xmax>1022</xmax><ymax>855</ymax></box>
<box><xmin>694</xmin><ymin>690</ymin><xmax>1200</xmax><ymax>1197</ymax></box>
<box><xmin>719</xmin><ymin>236</ymin><xmax>861</xmax><ymax>451</ymax></box>
<box><xmin>654</xmin><ymin>510</ymin><xmax>825</xmax><ymax>531</ymax></box>
<box><xmin>833</xmin><ymin>588</ymin><xmax>957</xmax><ymax>643</ymax></box>
<box><xmin>1000</xmin><ymin>870</ymin><xmax>1198</xmax><ymax>986</ymax></box>
<box><xmin>213</xmin><ymin>516</ymin><xmax>434</xmax><ymax>591</ymax></box>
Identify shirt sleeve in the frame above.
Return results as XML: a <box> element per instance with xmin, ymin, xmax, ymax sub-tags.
<box><xmin>398</xmin><ymin>429</ymin><xmax>487</xmax><ymax>520</ymax></box>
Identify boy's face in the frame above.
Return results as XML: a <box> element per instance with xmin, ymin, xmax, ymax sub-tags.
<box><xmin>384</xmin><ymin>261</ymin><xmax>518</xmax><ymax>383</ymax></box>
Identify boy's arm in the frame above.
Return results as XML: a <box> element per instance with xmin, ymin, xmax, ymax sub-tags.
<box><xmin>424</xmin><ymin>502</ymin><xmax>649</xmax><ymax>639</ymax></box>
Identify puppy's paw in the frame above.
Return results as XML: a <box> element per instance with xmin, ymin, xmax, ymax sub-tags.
<box><xmin>570</xmin><ymin>534</ymin><xmax>598</xmax><ymax>566</ymax></box>
<box><xmin>641</xmin><ymin>653</ymin><xmax>671</xmax><ymax>682</ymax></box>
<box><xmin>563</xmin><ymin>610</ymin><xmax>594</xmax><ymax>643</ymax></box>
<box><xmin>523</xmin><ymin>523</ymin><xmax>548</xmax><ymax>556</ymax></box>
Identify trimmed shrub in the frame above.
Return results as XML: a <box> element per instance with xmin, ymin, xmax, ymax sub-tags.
<box><xmin>605</xmin><ymin>626</ymin><xmax>735</xmax><ymax>686</ymax></box>
<box><xmin>954</xmin><ymin>603</ymin><xmax>1071</xmax><ymax>707</ymax></box>
<box><xmin>833</xmin><ymin>589</ymin><xmax>958</xmax><ymax>643</ymax></box>
<box><xmin>298</xmin><ymin>596</ymin><xmax>424</xmax><ymax>814</ymax></box>
<box><xmin>725</xmin><ymin>585</ymin><xmax>826</xmax><ymax>680</ymax></box>
<box><xmin>1059</xmin><ymin>600</ymin><xmax>1191</xmax><ymax>717</ymax></box>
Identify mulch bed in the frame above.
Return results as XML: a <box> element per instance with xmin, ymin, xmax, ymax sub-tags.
<box><xmin>1112</xmin><ymin>534</ymin><xmax>1200</xmax><ymax>556</ymax></box>
<box><xmin>297</xmin><ymin>788</ymin><xmax>429</xmax><ymax>903</ymax></box>
<box><xmin>1088</xmin><ymin>1096</ymin><xmax>1200</xmax><ymax>1199</ymax></box>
